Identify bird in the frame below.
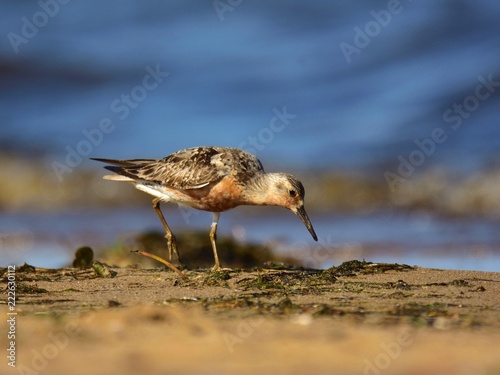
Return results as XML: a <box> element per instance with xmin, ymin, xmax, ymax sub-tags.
<box><xmin>92</xmin><ymin>146</ymin><xmax>317</xmax><ymax>270</ymax></box>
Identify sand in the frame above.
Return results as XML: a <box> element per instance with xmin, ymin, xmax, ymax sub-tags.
<box><xmin>2</xmin><ymin>263</ymin><xmax>500</xmax><ymax>375</ymax></box>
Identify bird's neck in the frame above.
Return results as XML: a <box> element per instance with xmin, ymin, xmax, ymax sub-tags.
<box><xmin>244</xmin><ymin>173</ymin><xmax>283</xmax><ymax>207</ymax></box>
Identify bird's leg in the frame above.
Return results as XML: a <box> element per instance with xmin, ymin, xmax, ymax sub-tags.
<box><xmin>152</xmin><ymin>198</ymin><xmax>181</xmax><ymax>264</ymax></box>
<box><xmin>209</xmin><ymin>212</ymin><xmax>221</xmax><ymax>270</ymax></box>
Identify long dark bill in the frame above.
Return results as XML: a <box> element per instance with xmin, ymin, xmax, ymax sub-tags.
<box><xmin>295</xmin><ymin>205</ymin><xmax>318</xmax><ymax>241</ymax></box>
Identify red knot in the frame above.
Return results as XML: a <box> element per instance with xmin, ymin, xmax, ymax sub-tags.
<box><xmin>93</xmin><ymin>146</ymin><xmax>317</xmax><ymax>269</ymax></box>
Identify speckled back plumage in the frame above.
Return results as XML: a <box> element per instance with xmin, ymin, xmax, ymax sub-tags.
<box><xmin>97</xmin><ymin>146</ymin><xmax>265</xmax><ymax>190</ymax></box>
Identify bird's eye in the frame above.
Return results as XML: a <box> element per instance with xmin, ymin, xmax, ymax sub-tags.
<box><xmin>289</xmin><ymin>190</ymin><xmax>297</xmax><ymax>197</ymax></box>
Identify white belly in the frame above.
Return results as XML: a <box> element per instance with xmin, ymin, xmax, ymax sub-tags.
<box><xmin>134</xmin><ymin>182</ymin><xmax>205</xmax><ymax>210</ymax></box>
<box><xmin>135</xmin><ymin>183</ymin><xmax>178</xmax><ymax>202</ymax></box>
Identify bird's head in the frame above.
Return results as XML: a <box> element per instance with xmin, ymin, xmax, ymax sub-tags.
<box><xmin>263</xmin><ymin>173</ymin><xmax>318</xmax><ymax>241</ymax></box>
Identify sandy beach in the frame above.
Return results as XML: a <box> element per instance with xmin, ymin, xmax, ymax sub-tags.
<box><xmin>2</xmin><ymin>262</ymin><xmax>499</xmax><ymax>375</ymax></box>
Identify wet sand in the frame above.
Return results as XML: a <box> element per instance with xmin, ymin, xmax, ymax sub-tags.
<box><xmin>2</xmin><ymin>263</ymin><xmax>500</xmax><ymax>375</ymax></box>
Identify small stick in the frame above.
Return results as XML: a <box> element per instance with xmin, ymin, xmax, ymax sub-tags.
<box><xmin>132</xmin><ymin>250</ymin><xmax>188</xmax><ymax>280</ymax></box>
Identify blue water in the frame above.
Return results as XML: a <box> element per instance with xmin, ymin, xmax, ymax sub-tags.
<box><xmin>1</xmin><ymin>0</ymin><xmax>500</xmax><ymax>171</ymax></box>
<box><xmin>1</xmin><ymin>208</ymin><xmax>499</xmax><ymax>271</ymax></box>
<box><xmin>1</xmin><ymin>1</ymin><xmax>499</xmax><ymax>271</ymax></box>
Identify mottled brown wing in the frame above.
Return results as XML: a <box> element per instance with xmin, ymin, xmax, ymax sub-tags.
<box><xmin>154</xmin><ymin>146</ymin><xmax>265</xmax><ymax>188</ymax></box>
<box><xmin>142</xmin><ymin>147</ymin><xmax>229</xmax><ymax>189</ymax></box>
<box><xmin>94</xmin><ymin>147</ymin><xmax>219</xmax><ymax>189</ymax></box>
<box><xmin>93</xmin><ymin>146</ymin><xmax>265</xmax><ymax>189</ymax></box>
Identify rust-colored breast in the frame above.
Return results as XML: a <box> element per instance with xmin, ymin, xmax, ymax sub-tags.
<box><xmin>183</xmin><ymin>175</ymin><xmax>245</xmax><ymax>212</ymax></box>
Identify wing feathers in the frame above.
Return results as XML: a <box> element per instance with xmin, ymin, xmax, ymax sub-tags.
<box><xmin>92</xmin><ymin>146</ymin><xmax>264</xmax><ymax>190</ymax></box>
<box><xmin>92</xmin><ymin>147</ymin><xmax>225</xmax><ymax>189</ymax></box>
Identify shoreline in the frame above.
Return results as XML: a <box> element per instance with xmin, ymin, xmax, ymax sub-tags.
<box><xmin>2</xmin><ymin>263</ymin><xmax>499</xmax><ymax>374</ymax></box>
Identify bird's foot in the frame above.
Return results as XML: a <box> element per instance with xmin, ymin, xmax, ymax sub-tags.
<box><xmin>211</xmin><ymin>264</ymin><xmax>222</xmax><ymax>272</ymax></box>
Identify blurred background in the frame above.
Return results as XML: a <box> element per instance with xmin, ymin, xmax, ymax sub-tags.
<box><xmin>1</xmin><ymin>0</ymin><xmax>499</xmax><ymax>270</ymax></box>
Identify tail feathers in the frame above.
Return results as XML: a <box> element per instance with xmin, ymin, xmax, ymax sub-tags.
<box><xmin>92</xmin><ymin>158</ymin><xmax>156</xmax><ymax>182</ymax></box>
<box><xmin>103</xmin><ymin>174</ymin><xmax>135</xmax><ymax>182</ymax></box>
<box><xmin>91</xmin><ymin>158</ymin><xmax>156</xmax><ymax>167</ymax></box>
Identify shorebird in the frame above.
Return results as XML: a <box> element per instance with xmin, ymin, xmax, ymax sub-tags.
<box><xmin>92</xmin><ymin>146</ymin><xmax>317</xmax><ymax>269</ymax></box>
